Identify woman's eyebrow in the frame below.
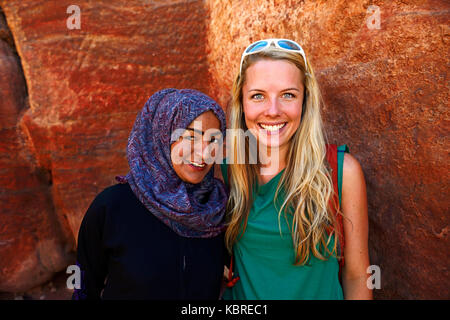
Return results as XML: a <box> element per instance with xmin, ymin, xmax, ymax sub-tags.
<box><xmin>247</xmin><ymin>87</ymin><xmax>301</xmax><ymax>93</ymax></box>
<box><xmin>186</xmin><ymin>128</ymin><xmax>222</xmax><ymax>136</ymax></box>
<box><xmin>186</xmin><ymin>128</ymin><xmax>203</xmax><ymax>135</ymax></box>
<box><xmin>282</xmin><ymin>87</ymin><xmax>302</xmax><ymax>92</ymax></box>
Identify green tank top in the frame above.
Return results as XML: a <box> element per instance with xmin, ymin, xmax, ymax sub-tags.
<box><xmin>221</xmin><ymin>162</ymin><xmax>344</xmax><ymax>300</ymax></box>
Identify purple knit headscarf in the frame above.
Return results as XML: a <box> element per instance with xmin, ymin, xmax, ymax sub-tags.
<box><xmin>116</xmin><ymin>88</ymin><xmax>228</xmax><ymax>238</ymax></box>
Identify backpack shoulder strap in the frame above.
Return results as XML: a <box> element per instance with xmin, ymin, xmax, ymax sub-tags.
<box><xmin>325</xmin><ymin>144</ymin><xmax>339</xmax><ymax>212</ymax></box>
<box><xmin>325</xmin><ymin>143</ymin><xmax>347</xmax><ymax>283</ymax></box>
<box><xmin>337</xmin><ymin>144</ymin><xmax>349</xmax><ymax>207</ymax></box>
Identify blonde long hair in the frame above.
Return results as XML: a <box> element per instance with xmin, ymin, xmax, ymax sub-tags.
<box><xmin>225</xmin><ymin>46</ymin><xmax>341</xmax><ymax>265</ymax></box>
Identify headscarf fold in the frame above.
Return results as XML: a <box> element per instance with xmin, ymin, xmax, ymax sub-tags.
<box><xmin>116</xmin><ymin>88</ymin><xmax>227</xmax><ymax>238</ymax></box>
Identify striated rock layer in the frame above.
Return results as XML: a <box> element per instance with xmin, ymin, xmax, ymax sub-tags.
<box><xmin>0</xmin><ymin>0</ymin><xmax>214</xmax><ymax>293</ymax></box>
<box><xmin>0</xmin><ymin>0</ymin><xmax>449</xmax><ymax>298</ymax></box>
<box><xmin>0</xmin><ymin>11</ymin><xmax>73</xmax><ymax>292</ymax></box>
<box><xmin>206</xmin><ymin>0</ymin><xmax>449</xmax><ymax>299</ymax></box>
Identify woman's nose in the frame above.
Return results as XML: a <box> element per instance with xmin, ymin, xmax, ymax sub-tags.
<box><xmin>265</xmin><ymin>98</ymin><xmax>282</xmax><ymax>116</ymax></box>
<box><xmin>191</xmin><ymin>140</ymin><xmax>212</xmax><ymax>162</ymax></box>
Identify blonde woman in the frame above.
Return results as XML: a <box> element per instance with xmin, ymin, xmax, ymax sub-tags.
<box><xmin>220</xmin><ymin>39</ymin><xmax>372</xmax><ymax>299</ymax></box>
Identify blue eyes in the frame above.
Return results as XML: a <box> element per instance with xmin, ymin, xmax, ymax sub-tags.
<box><xmin>250</xmin><ymin>92</ymin><xmax>296</xmax><ymax>100</ymax></box>
<box><xmin>283</xmin><ymin>92</ymin><xmax>295</xmax><ymax>98</ymax></box>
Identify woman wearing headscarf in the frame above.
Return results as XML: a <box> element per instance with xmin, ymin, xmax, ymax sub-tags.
<box><xmin>72</xmin><ymin>88</ymin><xmax>228</xmax><ymax>300</ymax></box>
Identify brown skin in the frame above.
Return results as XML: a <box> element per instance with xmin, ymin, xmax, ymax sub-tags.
<box><xmin>170</xmin><ymin>111</ymin><xmax>222</xmax><ymax>184</ymax></box>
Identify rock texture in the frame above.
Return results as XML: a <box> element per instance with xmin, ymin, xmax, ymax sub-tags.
<box><xmin>0</xmin><ymin>0</ymin><xmax>448</xmax><ymax>299</ymax></box>
<box><xmin>0</xmin><ymin>0</ymin><xmax>213</xmax><ymax>293</ymax></box>
<box><xmin>0</xmin><ymin>9</ymin><xmax>73</xmax><ymax>292</ymax></box>
<box><xmin>206</xmin><ymin>0</ymin><xmax>449</xmax><ymax>299</ymax></box>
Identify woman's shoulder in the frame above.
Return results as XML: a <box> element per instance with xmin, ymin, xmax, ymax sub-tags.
<box><xmin>343</xmin><ymin>153</ymin><xmax>364</xmax><ymax>179</ymax></box>
<box><xmin>78</xmin><ymin>184</ymin><xmax>138</xmax><ymax>246</ymax></box>
<box><xmin>85</xmin><ymin>183</ymin><xmax>136</xmax><ymax>219</ymax></box>
<box><xmin>81</xmin><ymin>183</ymin><xmax>136</xmax><ymax>227</ymax></box>
<box><xmin>92</xmin><ymin>183</ymin><xmax>133</xmax><ymax>205</ymax></box>
<box><xmin>341</xmin><ymin>153</ymin><xmax>366</xmax><ymax>207</ymax></box>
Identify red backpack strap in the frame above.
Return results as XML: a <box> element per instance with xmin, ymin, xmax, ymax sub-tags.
<box><xmin>325</xmin><ymin>144</ymin><xmax>345</xmax><ymax>283</ymax></box>
<box><xmin>326</xmin><ymin>144</ymin><xmax>339</xmax><ymax>215</ymax></box>
<box><xmin>226</xmin><ymin>255</ymin><xmax>240</xmax><ymax>287</ymax></box>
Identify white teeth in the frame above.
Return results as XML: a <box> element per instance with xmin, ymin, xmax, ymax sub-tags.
<box><xmin>190</xmin><ymin>161</ymin><xmax>205</xmax><ymax>168</ymax></box>
<box><xmin>259</xmin><ymin>123</ymin><xmax>286</xmax><ymax>131</ymax></box>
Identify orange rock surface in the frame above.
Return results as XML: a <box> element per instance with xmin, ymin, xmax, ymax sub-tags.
<box><xmin>0</xmin><ymin>0</ymin><xmax>448</xmax><ymax>299</ymax></box>
<box><xmin>206</xmin><ymin>0</ymin><xmax>449</xmax><ymax>299</ymax></box>
<box><xmin>0</xmin><ymin>0</ymin><xmax>214</xmax><ymax>294</ymax></box>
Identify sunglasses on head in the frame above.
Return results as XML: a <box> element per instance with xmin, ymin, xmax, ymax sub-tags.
<box><xmin>239</xmin><ymin>38</ymin><xmax>308</xmax><ymax>75</ymax></box>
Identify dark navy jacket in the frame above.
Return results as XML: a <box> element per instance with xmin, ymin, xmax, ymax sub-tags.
<box><xmin>72</xmin><ymin>183</ymin><xmax>226</xmax><ymax>300</ymax></box>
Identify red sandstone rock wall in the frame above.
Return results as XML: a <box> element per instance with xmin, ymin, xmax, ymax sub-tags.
<box><xmin>0</xmin><ymin>8</ymin><xmax>73</xmax><ymax>292</ymax></box>
<box><xmin>0</xmin><ymin>0</ymin><xmax>448</xmax><ymax>299</ymax></box>
<box><xmin>0</xmin><ymin>0</ymin><xmax>213</xmax><ymax>293</ymax></box>
<box><xmin>206</xmin><ymin>0</ymin><xmax>449</xmax><ymax>299</ymax></box>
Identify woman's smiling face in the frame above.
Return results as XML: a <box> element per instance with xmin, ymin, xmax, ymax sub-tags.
<box><xmin>170</xmin><ymin>111</ymin><xmax>222</xmax><ymax>184</ymax></box>
<box><xmin>242</xmin><ymin>59</ymin><xmax>304</xmax><ymax>153</ymax></box>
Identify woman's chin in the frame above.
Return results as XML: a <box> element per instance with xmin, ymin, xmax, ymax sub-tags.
<box><xmin>255</xmin><ymin>138</ymin><xmax>287</xmax><ymax>150</ymax></box>
<box><xmin>178</xmin><ymin>165</ymin><xmax>213</xmax><ymax>184</ymax></box>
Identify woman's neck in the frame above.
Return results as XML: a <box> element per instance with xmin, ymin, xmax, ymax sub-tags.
<box><xmin>257</xmin><ymin>144</ymin><xmax>288</xmax><ymax>185</ymax></box>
